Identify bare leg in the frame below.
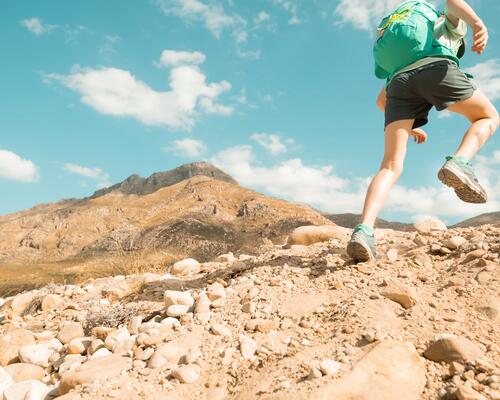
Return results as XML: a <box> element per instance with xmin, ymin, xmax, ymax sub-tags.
<box><xmin>446</xmin><ymin>89</ymin><xmax>499</xmax><ymax>159</ymax></box>
<box><xmin>359</xmin><ymin>119</ymin><xmax>414</xmax><ymax>228</ymax></box>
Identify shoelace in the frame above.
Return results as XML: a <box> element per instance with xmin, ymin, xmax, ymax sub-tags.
<box><xmin>446</xmin><ymin>156</ymin><xmax>478</xmax><ymax>182</ymax></box>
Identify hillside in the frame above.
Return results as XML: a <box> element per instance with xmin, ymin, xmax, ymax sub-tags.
<box><xmin>0</xmin><ymin>224</ymin><xmax>498</xmax><ymax>399</ymax></box>
<box><xmin>452</xmin><ymin>212</ymin><xmax>500</xmax><ymax>228</ymax></box>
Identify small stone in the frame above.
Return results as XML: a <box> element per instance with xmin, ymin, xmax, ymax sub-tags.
<box><xmin>387</xmin><ymin>249</ymin><xmax>398</xmax><ymax>262</ymax></box>
<box><xmin>241</xmin><ymin>302</ymin><xmax>256</xmax><ymax>314</ymax></box>
<box><xmin>445</xmin><ymin>236</ymin><xmax>467</xmax><ymax>250</ymax></box>
<box><xmin>67</xmin><ymin>338</ymin><xmax>92</xmax><ymax>355</ymax></box>
<box><xmin>239</xmin><ymin>336</ymin><xmax>257</xmax><ymax>360</ymax></box>
<box><xmin>194</xmin><ymin>293</ymin><xmax>211</xmax><ymax>314</ymax></box>
<box><xmin>456</xmin><ymin>385</ymin><xmax>486</xmax><ymax>400</ymax></box>
<box><xmin>381</xmin><ymin>281</ymin><xmax>418</xmax><ymax>309</ymax></box>
<box><xmin>3</xmin><ymin>363</ymin><xmax>44</xmax><ymax>383</ymax></box>
<box><xmin>308</xmin><ymin>367</ymin><xmax>322</xmax><ymax>380</ymax></box>
<box><xmin>40</xmin><ymin>294</ymin><xmax>61</xmax><ymax>312</ymax></box>
<box><xmin>211</xmin><ymin>323</ymin><xmax>232</xmax><ymax>337</ymax></box>
<box><xmin>245</xmin><ymin>319</ymin><xmax>279</xmax><ymax>333</ymax></box>
<box><xmin>476</xmin><ymin>271</ymin><xmax>491</xmax><ymax>285</ymax></box>
<box><xmin>164</xmin><ymin>291</ymin><xmax>194</xmax><ymax>308</ymax></box>
<box><xmin>449</xmin><ymin>362</ymin><xmax>465</xmax><ymax>375</ymax></box>
<box><xmin>319</xmin><ymin>359</ymin><xmax>340</xmax><ymax>376</ymax></box>
<box><xmin>424</xmin><ymin>335</ymin><xmax>483</xmax><ymax>364</ymax></box>
<box><xmin>166</xmin><ymin>304</ymin><xmax>190</xmax><ymax>317</ymax></box>
<box><xmin>18</xmin><ymin>344</ymin><xmax>52</xmax><ymax>368</ymax></box>
<box><xmin>0</xmin><ymin>330</ymin><xmax>36</xmax><ymax>366</ymax></box>
<box><xmin>3</xmin><ymin>380</ymin><xmax>49</xmax><ymax>400</ymax></box>
<box><xmin>57</xmin><ymin>323</ymin><xmax>84</xmax><ymax>345</ymax></box>
<box><xmin>171</xmin><ymin>258</ymin><xmax>200</xmax><ymax>276</ymax></box>
<box><xmin>172</xmin><ymin>364</ymin><xmax>201</xmax><ymax>384</ymax></box>
<box><xmin>90</xmin><ymin>348</ymin><xmax>112</xmax><ymax>359</ymax></box>
<box><xmin>59</xmin><ymin>355</ymin><xmax>131</xmax><ymax>394</ymax></box>
<box><xmin>104</xmin><ymin>328</ymin><xmax>131</xmax><ymax>353</ymax></box>
<box><xmin>207</xmin><ymin>283</ymin><xmax>226</xmax><ymax>302</ymax></box>
<box><xmin>414</xmin><ymin>219</ymin><xmax>447</xmax><ymax>233</ymax></box>
<box><xmin>128</xmin><ymin>316</ymin><xmax>142</xmax><ymax>335</ymax></box>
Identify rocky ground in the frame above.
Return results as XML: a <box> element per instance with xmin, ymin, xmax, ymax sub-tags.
<box><xmin>0</xmin><ymin>221</ymin><xmax>499</xmax><ymax>400</ymax></box>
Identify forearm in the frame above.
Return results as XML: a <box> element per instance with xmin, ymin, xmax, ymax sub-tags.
<box><xmin>445</xmin><ymin>0</ymin><xmax>482</xmax><ymax>26</ymax></box>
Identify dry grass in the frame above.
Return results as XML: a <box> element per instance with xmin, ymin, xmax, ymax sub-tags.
<box><xmin>0</xmin><ymin>249</ymin><xmax>177</xmax><ymax>298</ymax></box>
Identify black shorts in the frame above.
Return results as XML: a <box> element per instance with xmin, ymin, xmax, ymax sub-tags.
<box><xmin>385</xmin><ymin>59</ymin><xmax>476</xmax><ymax>129</ymax></box>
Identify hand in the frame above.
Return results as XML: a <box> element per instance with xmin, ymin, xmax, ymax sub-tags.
<box><xmin>471</xmin><ymin>20</ymin><xmax>488</xmax><ymax>54</ymax></box>
<box><xmin>410</xmin><ymin>128</ymin><xmax>427</xmax><ymax>144</ymax></box>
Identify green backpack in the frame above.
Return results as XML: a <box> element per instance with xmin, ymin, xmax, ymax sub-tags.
<box><xmin>373</xmin><ymin>0</ymin><xmax>459</xmax><ymax>81</ymax></box>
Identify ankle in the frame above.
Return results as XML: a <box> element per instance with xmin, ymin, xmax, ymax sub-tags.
<box><xmin>354</xmin><ymin>223</ymin><xmax>374</xmax><ymax>236</ymax></box>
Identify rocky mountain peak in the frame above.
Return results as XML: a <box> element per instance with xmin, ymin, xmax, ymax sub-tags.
<box><xmin>90</xmin><ymin>162</ymin><xmax>237</xmax><ymax>198</ymax></box>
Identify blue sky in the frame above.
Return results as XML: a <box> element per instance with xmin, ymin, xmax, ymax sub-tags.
<box><xmin>1</xmin><ymin>0</ymin><xmax>499</xmax><ymax>224</ymax></box>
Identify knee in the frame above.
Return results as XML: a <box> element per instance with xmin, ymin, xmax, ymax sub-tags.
<box><xmin>380</xmin><ymin>160</ymin><xmax>404</xmax><ymax>176</ymax></box>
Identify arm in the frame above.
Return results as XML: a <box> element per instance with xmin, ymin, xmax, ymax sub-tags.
<box><xmin>445</xmin><ymin>0</ymin><xmax>488</xmax><ymax>54</ymax></box>
<box><xmin>376</xmin><ymin>87</ymin><xmax>386</xmax><ymax>112</ymax></box>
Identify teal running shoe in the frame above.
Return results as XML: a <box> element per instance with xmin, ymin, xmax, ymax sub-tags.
<box><xmin>346</xmin><ymin>224</ymin><xmax>377</xmax><ymax>262</ymax></box>
<box><xmin>438</xmin><ymin>156</ymin><xmax>487</xmax><ymax>204</ymax></box>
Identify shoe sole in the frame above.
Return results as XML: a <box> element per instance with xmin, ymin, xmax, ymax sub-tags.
<box><xmin>438</xmin><ymin>165</ymin><xmax>487</xmax><ymax>204</ymax></box>
<box><xmin>347</xmin><ymin>240</ymin><xmax>375</xmax><ymax>263</ymax></box>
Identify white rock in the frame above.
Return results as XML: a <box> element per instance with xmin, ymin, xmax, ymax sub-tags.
<box><xmin>161</xmin><ymin>317</ymin><xmax>181</xmax><ymax>329</ymax></box>
<box><xmin>18</xmin><ymin>344</ymin><xmax>52</xmax><ymax>368</ymax></box>
<box><xmin>90</xmin><ymin>348</ymin><xmax>112</xmax><ymax>359</ymax></box>
<box><xmin>167</xmin><ymin>304</ymin><xmax>190</xmax><ymax>317</ymax></box>
<box><xmin>0</xmin><ymin>366</ymin><xmax>14</xmax><ymax>398</ymax></box>
<box><xmin>211</xmin><ymin>323</ymin><xmax>232</xmax><ymax>337</ymax></box>
<box><xmin>0</xmin><ymin>298</ymin><xmax>5</xmax><ymax>307</ymax></box>
<box><xmin>105</xmin><ymin>328</ymin><xmax>131</xmax><ymax>353</ymax></box>
<box><xmin>320</xmin><ymin>359</ymin><xmax>340</xmax><ymax>376</ymax></box>
<box><xmin>217</xmin><ymin>252</ymin><xmax>235</xmax><ymax>263</ymax></box>
<box><xmin>3</xmin><ymin>380</ymin><xmax>49</xmax><ymax>400</ymax></box>
<box><xmin>67</xmin><ymin>337</ymin><xmax>92</xmax><ymax>355</ymax></box>
<box><xmin>194</xmin><ymin>293</ymin><xmax>211</xmax><ymax>314</ymax></box>
<box><xmin>171</xmin><ymin>258</ymin><xmax>200</xmax><ymax>276</ymax></box>
<box><xmin>207</xmin><ymin>283</ymin><xmax>226</xmax><ymax>301</ymax></box>
<box><xmin>46</xmin><ymin>338</ymin><xmax>63</xmax><ymax>353</ymax></box>
<box><xmin>239</xmin><ymin>336</ymin><xmax>257</xmax><ymax>360</ymax></box>
<box><xmin>164</xmin><ymin>291</ymin><xmax>194</xmax><ymax>308</ymax></box>
<box><xmin>445</xmin><ymin>236</ymin><xmax>467</xmax><ymax>250</ymax></box>
<box><xmin>172</xmin><ymin>364</ymin><xmax>201</xmax><ymax>384</ymax></box>
<box><xmin>128</xmin><ymin>316</ymin><xmax>143</xmax><ymax>335</ymax></box>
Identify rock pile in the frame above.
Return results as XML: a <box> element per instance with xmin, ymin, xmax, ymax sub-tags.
<box><xmin>0</xmin><ymin>222</ymin><xmax>498</xmax><ymax>399</ymax></box>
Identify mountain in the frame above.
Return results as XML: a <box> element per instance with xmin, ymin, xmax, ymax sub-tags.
<box><xmin>325</xmin><ymin>213</ymin><xmax>415</xmax><ymax>231</ymax></box>
<box><xmin>90</xmin><ymin>161</ymin><xmax>238</xmax><ymax>198</ymax></box>
<box><xmin>452</xmin><ymin>211</ymin><xmax>500</xmax><ymax>228</ymax></box>
<box><xmin>0</xmin><ymin>163</ymin><xmax>331</xmax><ymax>294</ymax></box>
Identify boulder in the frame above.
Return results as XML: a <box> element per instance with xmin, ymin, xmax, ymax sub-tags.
<box><xmin>0</xmin><ymin>329</ymin><xmax>35</xmax><ymax>366</ymax></box>
<box><xmin>3</xmin><ymin>363</ymin><xmax>45</xmax><ymax>383</ymax></box>
<box><xmin>311</xmin><ymin>340</ymin><xmax>426</xmax><ymax>400</ymax></box>
<box><xmin>287</xmin><ymin>225</ymin><xmax>350</xmax><ymax>246</ymax></box>
<box><xmin>3</xmin><ymin>380</ymin><xmax>49</xmax><ymax>400</ymax></box>
<box><xmin>57</xmin><ymin>323</ymin><xmax>84</xmax><ymax>345</ymax></box>
<box><xmin>171</xmin><ymin>258</ymin><xmax>200</xmax><ymax>276</ymax></box>
<box><xmin>423</xmin><ymin>335</ymin><xmax>483</xmax><ymax>364</ymax></box>
<box><xmin>59</xmin><ymin>355</ymin><xmax>131</xmax><ymax>395</ymax></box>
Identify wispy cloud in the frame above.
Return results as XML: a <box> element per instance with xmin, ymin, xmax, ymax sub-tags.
<box><xmin>156</xmin><ymin>0</ymin><xmax>247</xmax><ymax>42</ymax></box>
<box><xmin>21</xmin><ymin>17</ymin><xmax>57</xmax><ymax>36</ymax></box>
<box><xmin>63</xmin><ymin>163</ymin><xmax>111</xmax><ymax>188</ymax></box>
<box><xmin>157</xmin><ymin>49</ymin><xmax>206</xmax><ymax>67</ymax></box>
<box><xmin>45</xmin><ymin>51</ymin><xmax>233</xmax><ymax>130</ymax></box>
<box><xmin>0</xmin><ymin>150</ymin><xmax>38</xmax><ymax>183</ymax></box>
<box><xmin>465</xmin><ymin>59</ymin><xmax>500</xmax><ymax>101</ymax></box>
<box><xmin>272</xmin><ymin>0</ymin><xmax>302</xmax><ymax>25</ymax></box>
<box><xmin>250</xmin><ymin>133</ymin><xmax>294</xmax><ymax>155</ymax></box>
<box><xmin>334</xmin><ymin>0</ymin><xmax>401</xmax><ymax>31</ymax></box>
<box><xmin>165</xmin><ymin>138</ymin><xmax>206</xmax><ymax>157</ymax></box>
<box><xmin>99</xmin><ymin>35</ymin><xmax>120</xmax><ymax>55</ymax></box>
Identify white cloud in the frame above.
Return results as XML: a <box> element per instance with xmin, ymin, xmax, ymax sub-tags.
<box><xmin>272</xmin><ymin>0</ymin><xmax>302</xmax><ymax>25</ymax></box>
<box><xmin>46</xmin><ymin>56</ymin><xmax>232</xmax><ymax>130</ymax></box>
<box><xmin>254</xmin><ymin>11</ymin><xmax>271</xmax><ymax>27</ymax></box>
<box><xmin>250</xmin><ymin>133</ymin><xmax>293</xmax><ymax>155</ymax></box>
<box><xmin>63</xmin><ymin>163</ymin><xmax>111</xmax><ymax>188</ymax></box>
<box><xmin>21</xmin><ymin>17</ymin><xmax>56</xmax><ymax>35</ymax></box>
<box><xmin>99</xmin><ymin>35</ymin><xmax>120</xmax><ymax>55</ymax></box>
<box><xmin>0</xmin><ymin>150</ymin><xmax>38</xmax><ymax>183</ymax></box>
<box><xmin>165</xmin><ymin>138</ymin><xmax>206</xmax><ymax>157</ymax></box>
<box><xmin>156</xmin><ymin>0</ymin><xmax>247</xmax><ymax>42</ymax></box>
<box><xmin>465</xmin><ymin>59</ymin><xmax>500</xmax><ymax>101</ymax></box>
<box><xmin>334</xmin><ymin>0</ymin><xmax>401</xmax><ymax>31</ymax></box>
<box><xmin>236</xmin><ymin>48</ymin><xmax>261</xmax><ymax>60</ymax></box>
<box><xmin>211</xmin><ymin>144</ymin><xmax>500</xmax><ymax>222</ymax></box>
<box><xmin>158</xmin><ymin>50</ymin><xmax>206</xmax><ymax>67</ymax></box>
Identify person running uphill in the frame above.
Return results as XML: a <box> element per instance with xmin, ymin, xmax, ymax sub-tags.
<box><xmin>347</xmin><ymin>0</ymin><xmax>499</xmax><ymax>263</ymax></box>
